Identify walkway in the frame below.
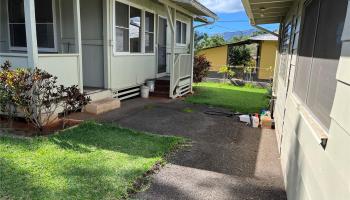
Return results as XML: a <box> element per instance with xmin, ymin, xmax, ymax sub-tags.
<box><xmin>70</xmin><ymin>98</ymin><xmax>287</xmax><ymax>200</ymax></box>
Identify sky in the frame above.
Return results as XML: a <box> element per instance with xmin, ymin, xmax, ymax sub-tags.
<box><xmin>197</xmin><ymin>0</ymin><xmax>279</xmax><ymax>35</ymax></box>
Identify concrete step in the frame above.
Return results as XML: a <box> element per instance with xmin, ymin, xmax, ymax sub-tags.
<box><xmin>85</xmin><ymin>89</ymin><xmax>113</xmax><ymax>102</ymax></box>
<box><xmin>84</xmin><ymin>97</ymin><xmax>120</xmax><ymax>115</ymax></box>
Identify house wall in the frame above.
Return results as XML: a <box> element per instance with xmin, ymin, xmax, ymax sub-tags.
<box><xmin>258</xmin><ymin>41</ymin><xmax>277</xmax><ymax>80</ymax></box>
<box><xmin>197</xmin><ymin>45</ymin><xmax>228</xmax><ymax>71</ymax></box>
<box><xmin>274</xmin><ymin>0</ymin><xmax>350</xmax><ymax>200</ymax></box>
<box><xmin>107</xmin><ymin>0</ymin><xmax>192</xmax><ymax>90</ymax></box>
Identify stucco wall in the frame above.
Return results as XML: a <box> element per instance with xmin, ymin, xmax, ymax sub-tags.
<box><xmin>197</xmin><ymin>45</ymin><xmax>228</xmax><ymax>71</ymax></box>
<box><xmin>258</xmin><ymin>41</ymin><xmax>277</xmax><ymax>80</ymax></box>
<box><xmin>274</xmin><ymin>0</ymin><xmax>350</xmax><ymax>199</ymax></box>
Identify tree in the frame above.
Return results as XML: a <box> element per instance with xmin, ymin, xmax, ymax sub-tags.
<box><xmin>194</xmin><ymin>32</ymin><xmax>226</xmax><ymax>53</ymax></box>
<box><xmin>228</xmin><ymin>45</ymin><xmax>252</xmax><ymax>66</ymax></box>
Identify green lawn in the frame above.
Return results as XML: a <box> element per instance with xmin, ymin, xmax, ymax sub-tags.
<box><xmin>0</xmin><ymin>122</ymin><xmax>184</xmax><ymax>200</ymax></box>
<box><xmin>186</xmin><ymin>82</ymin><xmax>269</xmax><ymax>113</ymax></box>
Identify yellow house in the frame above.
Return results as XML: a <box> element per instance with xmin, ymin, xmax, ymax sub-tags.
<box><xmin>197</xmin><ymin>45</ymin><xmax>228</xmax><ymax>71</ymax></box>
<box><xmin>197</xmin><ymin>34</ymin><xmax>278</xmax><ymax>80</ymax></box>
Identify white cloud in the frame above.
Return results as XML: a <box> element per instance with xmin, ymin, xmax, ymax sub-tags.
<box><xmin>198</xmin><ymin>0</ymin><xmax>244</xmax><ymax>13</ymax></box>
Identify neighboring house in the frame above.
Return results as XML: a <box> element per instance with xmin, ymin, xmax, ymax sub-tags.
<box><xmin>242</xmin><ymin>0</ymin><xmax>350</xmax><ymax>200</ymax></box>
<box><xmin>0</xmin><ymin>0</ymin><xmax>217</xmax><ymax>105</ymax></box>
<box><xmin>197</xmin><ymin>34</ymin><xmax>278</xmax><ymax>80</ymax></box>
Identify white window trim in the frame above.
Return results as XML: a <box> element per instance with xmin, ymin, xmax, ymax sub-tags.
<box><xmin>113</xmin><ymin>0</ymin><xmax>155</xmax><ymax>56</ymax></box>
<box><xmin>6</xmin><ymin>0</ymin><xmax>58</xmax><ymax>53</ymax></box>
<box><xmin>176</xmin><ymin>19</ymin><xmax>188</xmax><ymax>46</ymax></box>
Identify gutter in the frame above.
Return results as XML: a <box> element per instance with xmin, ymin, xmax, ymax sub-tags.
<box><xmin>172</xmin><ymin>0</ymin><xmax>218</xmax><ymax>20</ymax></box>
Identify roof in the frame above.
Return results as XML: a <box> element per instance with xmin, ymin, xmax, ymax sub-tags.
<box><xmin>199</xmin><ymin>33</ymin><xmax>278</xmax><ymax>50</ymax></box>
<box><xmin>241</xmin><ymin>0</ymin><xmax>296</xmax><ymax>25</ymax></box>
<box><xmin>171</xmin><ymin>0</ymin><xmax>218</xmax><ymax>20</ymax></box>
<box><xmin>250</xmin><ymin>34</ymin><xmax>278</xmax><ymax>41</ymax></box>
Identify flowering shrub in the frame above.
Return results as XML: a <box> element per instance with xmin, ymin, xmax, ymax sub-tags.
<box><xmin>0</xmin><ymin>61</ymin><xmax>90</xmax><ymax>131</ymax></box>
<box><xmin>193</xmin><ymin>55</ymin><xmax>211</xmax><ymax>83</ymax></box>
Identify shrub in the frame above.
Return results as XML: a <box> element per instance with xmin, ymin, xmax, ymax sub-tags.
<box><xmin>218</xmin><ymin>65</ymin><xmax>235</xmax><ymax>80</ymax></box>
<box><xmin>193</xmin><ymin>55</ymin><xmax>211</xmax><ymax>83</ymax></box>
<box><xmin>0</xmin><ymin>61</ymin><xmax>90</xmax><ymax>131</ymax></box>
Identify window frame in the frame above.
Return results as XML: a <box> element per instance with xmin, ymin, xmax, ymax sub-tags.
<box><xmin>6</xmin><ymin>0</ymin><xmax>58</xmax><ymax>53</ymax></box>
<box><xmin>113</xmin><ymin>0</ymin><xmax>155</xmax><ymax>56</ymax></box>
<box><xmin>144</xmin><ymin>9</ymin><xmax>155</xmax><ymax>55</ymax></box>
<box><xmin>175</xmin><ymin>20</ymin><xmax>188</xmax><ymax>46</ymax></box>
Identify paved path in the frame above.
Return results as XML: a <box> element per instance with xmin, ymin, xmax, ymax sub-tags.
<box><xmin>71</xmin><ymin>98</ymin><xmax>287</xmax><ymax>200</ymax></box>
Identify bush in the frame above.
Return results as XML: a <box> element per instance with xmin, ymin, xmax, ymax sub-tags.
<box><xmin>193</xmin><ymin>55</ymin><xmax>211</xmax><ymax>83</ymax></box>
<box><xmin>218</xmin><ymin>65</ymin><xmax>235</xmax><ymax>80</ymax></box>
<box><xmin>0</xmin><ymin>61</ymin><xmax>90</xmax><ymax>131</ymax></box>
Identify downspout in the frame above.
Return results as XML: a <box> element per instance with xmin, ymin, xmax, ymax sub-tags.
<box><xmin>252</xmin><ymin>25</ymin><xmax>279</xmax><ymax>37</ymax></box>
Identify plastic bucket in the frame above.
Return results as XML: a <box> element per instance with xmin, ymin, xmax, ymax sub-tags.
<box><xmin>146</xmin><ymin>80</ymin><xmax>155</xmax><ymax>92</ymax></box>
<box><xmin>141</xmin><ymin>86</ymin><xmax>150</xmax><ymax>98</ymax></box>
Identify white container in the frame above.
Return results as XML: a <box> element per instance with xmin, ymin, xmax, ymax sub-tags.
<box><xmin>252</xmin><ymin>116</ymin><xmax>260</xmax><ymax>128</ymax></box>
<box><xmin>239</xmin><ymin>115</ymin><xmax>251</xmax><ymax>124</ymax></box>
<box><xmin>146</xmin><ymin>80</ymin><xmax>155</xmax><ymax>92</ymax></box>
<box><xmin>141</xmin><ymin>86</ymin><xmax>150</xmax><ymax>98</ymax></box>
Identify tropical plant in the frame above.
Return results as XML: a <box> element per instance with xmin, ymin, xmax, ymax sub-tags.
<box><xmin>193</xmin><ymin>55</ymin><xmax>211</xmax><ymax>83</ymax></box>
<box><xmin>0</xmin><ymin>61</ymin><xmax>90</xmax><ymax>131</ymax></box>
<box><xmin>218</xmin><ymin>65</ymin><xmax>235</xmax><ymax>80</ymax></box>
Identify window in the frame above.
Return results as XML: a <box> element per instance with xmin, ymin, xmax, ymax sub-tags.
<box><xmin>294</xmin><ymin>0</ymin><xmax>348</xmax><ymax>129</ymax></box>
<box><xmin>176</xmin><ymin>21</ymin><xmax>187</xmax><ymax>45</ymax></box>
<box><xmin>115</xmin><ymin>1</ymin><xmax>129</xmax><ymax>52</ymax></box>
<box><xmin>129</xmin><ymin>7</ymin><xmax>141</xmax><ymax>53</ymax></box>
<box><xmin>114</xmin><ymin>1</ymin><xmax>143</xmax><ymax>53</ymax></box>
<box><xmin>145</xmin><ymin>12</ymin><xmax>154</xmax><ymax>53</ymax></box>
<box><xmin>8</xmin><ymin>0</ymin><xmax>55</xmax><ymax>50</ymax></box>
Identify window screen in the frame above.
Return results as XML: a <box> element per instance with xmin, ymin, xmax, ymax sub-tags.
<box><xmin>129</xmin><ymin>7</ymin><xmax>141</xmax><ymax>53</ymax></box>
<box><xmin>181</xmin><ymin>23</ymin><xmax>187</xmax><ymax>44</ymax></box>
<box><xmin>294</xmin><ymin>0</ymin><xmax>348</xmax><ymax>128</ymax></box>
<box><xmin>176</xmin><ymin>21</ymin><xmax>182</xmax><ymax>44</ymax></box>
<box><xmin>145</xmin><ymin>12</ymin><xmax>154</xmax><ymax>53</ymax></box>
<box><xmin>115</xmin><ymin>1</ymin><xmax>129</xmax><ymax>52</ymax></box>
<box><xmin>8</xmin><ymin>0</ymin><xmax>55</xmax><ymax>49</ymax></box>
<box><xmin>35</xmin><ymin>0</ymin><xmax>54</xmax><ymax>49</ymax></box>
<box><xmin>176</xmin><ymin>21</ymin><xmax>187</xmax><ymax>44</ymax></box>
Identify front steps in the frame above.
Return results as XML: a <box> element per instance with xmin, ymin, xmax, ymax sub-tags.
<box><xmin>84</xmin><ymin>88</ymin><xmax>121</xmax><ymax>115</ymax></box>
<box><xmin>151</xmin><ymin>77</ymin><xmax>170</xmax><ymax>98</ymax></box>
<box><xmin>84</xmin><ymin>97</ymin><xmax>120</xmax><ymax>115</ymax></box>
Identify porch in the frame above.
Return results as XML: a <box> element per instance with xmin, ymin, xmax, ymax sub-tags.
<box><xmin>0</xmin><ymin>0</ymin><xmax>197</xmax><ymax>100</ymax></box>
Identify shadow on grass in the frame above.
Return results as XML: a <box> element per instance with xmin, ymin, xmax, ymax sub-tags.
<box><xmin>0</xmin><ymin>158</ymin><xmax>51</xmax><ymax>199</ymax></box>
<box><xmin>0</xmin><ymin>122</ymin><xmax>184</xmax><ymax>199</ymax></box>
<box><xmin>49</xmin><ymin>122</ymin><xmax>183</xmax><ymax>158</ymax></box>
<box><xmin>186</xmin><ymin>86</ymin><xmax>269</xmax><ymax>113</ymax></box>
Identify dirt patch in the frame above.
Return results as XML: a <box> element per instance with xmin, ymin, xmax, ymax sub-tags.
<box><xmin>0</xmin><ymin>117</ymin><xmax>82</xmax><ymax>137</ymax></box>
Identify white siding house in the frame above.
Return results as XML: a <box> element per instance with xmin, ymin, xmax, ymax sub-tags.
<box><xmin>242</xmin><ymin>0</ymin><xmax>350</xmax><ymax>199</ymax></box>
<box><xmin>0</xmin><ymin>0</ymin><xmax>217</xmax><ymax>100</ymax></box>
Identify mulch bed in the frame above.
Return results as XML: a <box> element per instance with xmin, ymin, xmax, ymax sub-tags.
<box><xmin>0</xmin><ymin>117</ymin><xmax>82</xmax><ymax>137</ymax></box>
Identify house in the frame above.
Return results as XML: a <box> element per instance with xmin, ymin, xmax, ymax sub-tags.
<box><xmin>0</xmin><ymin>0</ymin><xmax>217</xmax><ymax>111</ymax></box>
<box><xmin>242</xmin><ymin>0</ymin><xmax>350</xmax><ymax>199</ymax></box>
<box><xmin>197</xmin><ymin>33</ymin><xmax>278</xmax><ymax>81</ymax></box>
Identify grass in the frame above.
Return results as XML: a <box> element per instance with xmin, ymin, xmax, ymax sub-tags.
<box><xmin>0</xmin><ymin>122</ymin><xmax>185</xmax><ymax>200</ymax></box>
<box><xmin>186</xmin><ymin>82</ymin><xmax>269</xmax><ymax>113</ymax></box>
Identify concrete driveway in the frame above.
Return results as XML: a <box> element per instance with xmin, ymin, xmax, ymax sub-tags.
<box><xmin>70</xmin><ymin>98</ymin><xmax>287</xmax><ymax>200</ymax></box>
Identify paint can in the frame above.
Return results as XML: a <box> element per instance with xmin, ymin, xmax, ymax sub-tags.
<box><xmin>141</xmin><ymin>86</ymin><xmax>150</xmax><ymax>98</ymax></box>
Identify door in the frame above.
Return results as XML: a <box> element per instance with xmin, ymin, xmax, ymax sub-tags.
<box><xmin>158</xmin><ymin>17</ymin><xmax>167</xmax><ymax>75</ymax></box>
<box><xmin>80</xmin><ymin>0</ymin><xmax>104</xmax><ymax>88</ymax></box>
